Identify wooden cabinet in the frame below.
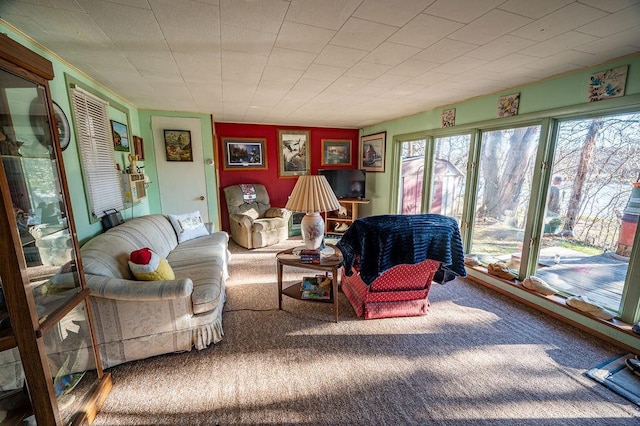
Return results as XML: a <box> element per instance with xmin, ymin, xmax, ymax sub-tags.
<box><xmin>0</xmin><ymin>34</ymin><xmax>110</xmax><ymax>425</ymax></box>
<box><xmin>325</xmin><ymin>198</ymin><xmax>369</xmax><ymax>236</ymax></box>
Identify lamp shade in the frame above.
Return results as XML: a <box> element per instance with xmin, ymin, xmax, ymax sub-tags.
<box><xmin>285</xmin><ymin>175</ymin><xmax>341</xmax><ymax>213</ymax></box>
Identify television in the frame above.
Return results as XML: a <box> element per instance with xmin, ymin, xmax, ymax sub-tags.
<box><xmin>319</xmin><ymin>169</ymin><xmax>366</xmax><ymax>199</ymax></box>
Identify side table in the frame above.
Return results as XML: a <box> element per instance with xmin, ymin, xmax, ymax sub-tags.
<box><xmin>276</xmin><ymin>245</ymin><xmax>343</xmax><ymax>322</ymax></box>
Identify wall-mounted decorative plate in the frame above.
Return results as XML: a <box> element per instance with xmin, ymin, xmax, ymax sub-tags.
<box><xmin>52</xmin><ymin>101</ymin><xmax>71</xmax><ymax>151</ymax></box>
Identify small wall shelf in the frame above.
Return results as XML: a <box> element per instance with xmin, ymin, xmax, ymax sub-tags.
<box><xmin>122</xmin><ymin>173</ymin><xmax>147</xmax><ymax>203</ymax></box>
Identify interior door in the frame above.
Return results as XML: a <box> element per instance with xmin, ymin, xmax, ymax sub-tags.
<box><xmin>151</xmin><ymin>116</ymin><xmax>209</xmax><ymax>219</ymax></box>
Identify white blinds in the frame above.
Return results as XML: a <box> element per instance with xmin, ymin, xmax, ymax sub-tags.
<box><xmin>71</xmin><ymin>88</ymin><xmax>124</xmax><ymax>218</ymax></box>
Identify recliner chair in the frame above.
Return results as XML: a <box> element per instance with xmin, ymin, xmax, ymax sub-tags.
<box><xmin>223</xmin><ymin>184</ymin><xmax>291</xmax><ymax>249</ymax></box>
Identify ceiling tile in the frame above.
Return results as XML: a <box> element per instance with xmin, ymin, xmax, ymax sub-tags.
<box><xmin>578</xmin><ymin>0</ymin><xmax>640</xmax><ymax>13</ymax></box>
<box><xmin>519</xmin><ymin>31</ymin><xmax>598</xmax><ymax>58</ymax></box>
<box><xmin>465</xmin><ymin>35</ymin><xmax>536</xmax><ymax>61</ymax></box>
<box><xmin>429</xmin><ymin>56</ymin><xmax>488</xmax><ymax>75</ymax></box>
<box><xmin>353</xmin><ymin>0</ymin><xmax>436</xmax><ymax>27</ymax></box>
<box><xmin>413</xmin><ymin>38</ymin><xmax>478</xmax><ymax>63</ymax></box>
<box><xmin>363</xmin><ymin>42</ymin><xmax>422</xmax><ymax>66</ymax></box>
<box><xmin>260</xmin><ymin>65</ymin><xmax>304</xmax><ymax>84</ymax></box>
<box><xmin>344</xmin><ymin>62</ymin><xmax>392</xmax><ymax>79</ymax></box>
<box><xmin>150</xmin><ymin>0</ymin><xmax>220</xmax><ymax>53</ymax></box>
<box><xmin>275</xmin><ymin>21</ymin><xmax>336</xmax><ymax>54</ymax></box>
<box><xmin>220</xmin><ymin>0</ymin><xmax>288</xmax><ymax>33</ymax></box>
<box><xmin>510</xmin><ymin>3</ymin><xmax>608</xmax><ymax>42</ymax></box>
<box><xmin>388</xmin><ymin>13</ymin><xmax>463</xmax><ymax>48</ymax></box>
<box><xmin>330</xmin><ymin>17</ymin><xmax>398</xmax><ymax>51</ymax></box>
<box><xmin>285</xmin><ymin>0</ymin><xmax>361</xmax><ymax>30</ymax></box>
<box><xmin>291</xmin><ymin>78</ymin><xmax>333</xmax><ymax>95</ymax></box>
<box><xmin>476</xmin><ymin>53</ymin><xmax>539</xmax><ymax>72</ymax></box>
<box><xmin>173</xmin><ymin>52</ymin><xmax>221</xmax><ymax>85</ymax></box>
<box><xmin>424</xmin><ymin>0</ymin><xmax>505</xmax><ymax>23</ymax></box>
<box><xmin>448</xmin><ymin>10</ymin><xmax>532</xmax><ymax>45</ymax></box>
<box><xmin>387</xmin><ymin>58</ymin><xmax>440</xmax><ymax>77</ymax></box>
<box><xmin>497</xmin><ymin>0</ymin><xmax>572</xmax><ymax>20</ymax></box>
<box><xmin>575</xmin><ymin>4</ymin><xmax>640</xmax><ymax>38</ymax></box>
<box><xmin>266</xmin><ymin>48</ymin><xmax>317</xmax><ymax>70</ymax></box>
<box><xmin>221</xmin><ymin>24</ymin><xmax>277</xmax><ymax>56</ymax></box>
<box><xmin>302</xmin><ymin>64</ymin><xmax>347</xmax><ymax>82</ymax></box>
<box><xmin>573</xmin><ymin>26</ymin><xmax>640</xmax><ymax>55</ymax></box>
<box><xmin>221</xmin><ymin>50</ymin><xmax>267</xmax><ymax>84</ymax></box>
<box><xmin>367</xmin><ymin>73</ymin><xmax>411</xmax><ymax>89</ymax></box>
<box><xmin>314</xmin><ymin>44</ymin><xmax>368</xmax><ymax>69</ymax></box>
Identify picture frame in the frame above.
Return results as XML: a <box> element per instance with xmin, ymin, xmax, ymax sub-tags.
<box><xmin>588</xmin><ymin>65</ymin><xmax>628</xmax><ymax>102</ymax></box>
<box><xmin>497</xmin><ymin>93</ymin><xmax>520</xmax><ymax>118</ymax></box>
<box><xmin>132</xmin><ymin>135</ymin><xmax>144</xmax><ymax>161</ymax></box>
<box><xmin>111</xmin><ymin>120</ymin><xmax>129</xmax><ymax>152</ymax></box>
<box><xmin>278</xmin><ymin>129</ymin><xmax>310</xmax><ymax>177</ymax></box>
<box><xmin>163</xmin><ymin>129</ymin><xmax>193</xmax><ymax>162</ymax></box>
<box><xmin>222</xmin><ymin>137</ymin><xmax>267</xmax><ymax>170</ymax></box>
<box><xmin>441</xmin><ymin>108</ymin><xmax>455</xmax><ymax>127</ymax></box>
<box><xmin>359</xmin><ymin>131</ymin><xmax>386</xmax><ymax>172</ymax></box>
<box><xmin>321</xmin><ymin>139</ymin><xmax>351</xmax><ymax>166</ymax></box>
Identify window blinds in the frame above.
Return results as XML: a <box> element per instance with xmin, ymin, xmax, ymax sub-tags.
<box><xmin>71</xmin><ymin>87</ymin><xmax>124</xmax><ymax>218</ymax></box>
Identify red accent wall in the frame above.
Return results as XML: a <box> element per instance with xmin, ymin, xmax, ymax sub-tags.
<box><xmin>215</xmin><ymin>123</ymin><xmax>359</xmax><ymax>232</ymax></box>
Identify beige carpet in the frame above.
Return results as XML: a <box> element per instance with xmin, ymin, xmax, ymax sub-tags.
<box><xmin>93</xmin><ymin>238</ymin><xmax>640</xmax><ymax>425</ymax></box>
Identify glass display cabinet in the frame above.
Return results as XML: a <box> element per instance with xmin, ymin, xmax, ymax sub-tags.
<box><xmin>0</xmin><ymin>34</ymin><xmax>110</xmax><ymax>424</ymax></box>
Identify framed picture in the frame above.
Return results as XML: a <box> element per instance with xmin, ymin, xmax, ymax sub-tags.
<box><xmin>441</xmin><ymin>108</ymin><xmax>455</xmax><ymax>127</ymax></box>
<box><xmin>497</xmin><ymin>93</ymin><xmax>520</xmax><ymax>118</ymax></box>
<box><xmin>132</xmin><ymin>135</ymin><xmax>144</xmax><ymax>161</ymax></box>
<box><xmin>359</xmin><ymin>131</ymin><xmax>386</xmax><ymax>172</ymax></box>
<box><xmin>164</xmin><ymin>129</ymin><xmax>193</xmax><ymax>162</ymax></box>
<box><xmin>588</xmin><ymin>65</ymin><xmax>628</xmax><ymax>102</ymax></box>
<box><xmin>222</xmin><ymin>137</ymin><xmax>267</xmax><ymax>170</ymax></box>
<box><xmin>321</xmin><ymin>139</ymin><xmax>351</xmax><ymax>166</ymax></box>
<box><xmin>111</xmin><ymin>120</ymin><xmax>129</xmax><ymax>152</ymax></box>
<box><xmin>278</xmin><ymin>129</ymin><xmax>310</xmax><ymax>177</ymax></box>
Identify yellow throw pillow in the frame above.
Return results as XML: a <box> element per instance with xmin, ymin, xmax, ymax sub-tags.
<box><xmin>128</xmin><ymin>247</ymin><xmax>175</xmax><ymax>281</ymax></box>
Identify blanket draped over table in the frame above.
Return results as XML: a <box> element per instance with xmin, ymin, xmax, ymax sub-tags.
<box><xmin>337</xmin><ymin>214</ymin><xmax>466</xmax><ymax>285</ymax></box>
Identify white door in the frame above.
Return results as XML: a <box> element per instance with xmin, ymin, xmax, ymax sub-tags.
<box><xmin>151</xmin><ymin>116</ymin><xmax>209</xmax><ymax>220</ymax></box>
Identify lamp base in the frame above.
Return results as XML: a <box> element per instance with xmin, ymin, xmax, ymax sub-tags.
<box><xmin>301</xmin><ymin>212</ymin><xmax>324</xmax><ymax>250</ymax></box>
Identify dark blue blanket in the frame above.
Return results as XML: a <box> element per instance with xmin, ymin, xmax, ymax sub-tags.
<box><xmin>336</xmin><ymin>214</ymin><xmax>466</xmax><ymax>285</ymax></box>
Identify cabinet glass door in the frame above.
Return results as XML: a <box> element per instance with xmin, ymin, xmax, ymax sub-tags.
<box><xmin>1</xmin><ymin>64</ymin><xmax>102</xmax><ymax>423</ymax></box>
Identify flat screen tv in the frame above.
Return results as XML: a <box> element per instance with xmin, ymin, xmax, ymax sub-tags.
<box><xmin>319</xmin><ymin>169</ymin><xmax>366</xmax><ymax>199</ymax></box>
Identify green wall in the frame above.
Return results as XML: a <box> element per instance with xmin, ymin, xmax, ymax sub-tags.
<box><xmin>362</xmin><ymin>54</ymin><xmax>640</xmax><ymax>216</ymax></box>
<box><xmin>1</xmin><ymin>22</ymin><xmax>148</xmax><ymax>244</ymax></box>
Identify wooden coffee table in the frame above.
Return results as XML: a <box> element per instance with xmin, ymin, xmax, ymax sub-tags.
<box><xmin>276</xmin><ymin>245</ymin><xmax>343</xmax><ymax>322</ymax></box>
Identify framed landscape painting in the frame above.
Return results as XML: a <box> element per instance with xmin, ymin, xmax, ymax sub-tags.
<box><xmin>163</xmin><ymin>129</ymin><xmax>193</xmax><ymax>162</ymax></box>
<box><xmin>278</xmin><ymin>129</ymin><xmax>310</xmax><ymax>177</ymax></box>
<box><xmin>321</xmin><ymin>139</ymin><xmax>351</xmax><ymax>166</ymax></box>
<box><xmin>222</xmin><ymin>137</ymin><xmax>267</xmax><ymax>170</ymax></box>
<box><xmin>359</xmin><ymin>131</ymin><xmax>386</xmax><ymax>172</ymax></box>
<box><xmin>111</xmin><ymin>120</ymin><xmax>129</xmax><ymax>152</ymax></box>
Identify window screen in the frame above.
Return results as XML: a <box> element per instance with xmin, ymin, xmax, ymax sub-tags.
<box><xmin>71</xmin><ymin>87</ymin><xmax>124</xmax><ymax>218</ymax></box>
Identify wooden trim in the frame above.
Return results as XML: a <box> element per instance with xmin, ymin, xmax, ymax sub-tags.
<box><xmin>0</xmin><ymin>33</ymin><xmax>54</xmax><ymax>80</ymax></box>
<box><xmin>69</xmin><ymin>373</ymin><xmax>113</xmax><ymax>426</ymax></box>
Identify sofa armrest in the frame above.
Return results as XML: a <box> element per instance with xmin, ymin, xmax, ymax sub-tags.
<box><xmin>85</xmin><ymin>274</ymin><xmax>193</xmax><ymax>301</ymax></box>
<box><xmin>265</xmin><ymin>207</ymin><xmax>291</xmax><ymax>220</ymax></box>
<box><xmin>229</xmin><ymin>213</ymin><xmax>254</xmax><ymax>228</ymax></box>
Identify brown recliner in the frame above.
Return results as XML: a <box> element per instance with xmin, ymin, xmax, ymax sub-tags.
<box><xmin>223</xmin><ymin>184</ymin><xmax>291</xmax><ymax>249</ymax></box>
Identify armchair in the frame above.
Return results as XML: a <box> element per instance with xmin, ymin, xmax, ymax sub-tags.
<box><xmin>224</xmin><ymin>184</ymin><xmax>291</xmax><ymax>249</ymax></box>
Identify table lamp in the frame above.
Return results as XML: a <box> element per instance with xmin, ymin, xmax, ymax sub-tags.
<box><xmin>285</xmin><ymin>175</ymin><xmax>341</xmax><ymax>250</ymax></box>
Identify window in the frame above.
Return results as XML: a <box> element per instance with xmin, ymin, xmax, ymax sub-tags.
<box><xmin>535</xmin><ymin>111</ymin><xmax>640</xmax><ymax>313</ymax></box>
<box><xmin>470</xmin><ymin>125</ymin><xmax>541</xmax><ymax>263</ymax></box>
<box><xmin>71</xmin><ymin>88</ymin><xmax>123</xmax><ymax>219</ymax></box>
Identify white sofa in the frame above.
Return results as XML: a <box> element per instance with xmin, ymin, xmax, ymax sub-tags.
<box><xmin>80</xmin><ymin>214</ymin><xmax>229</xmax><ymax>369</ymax></box>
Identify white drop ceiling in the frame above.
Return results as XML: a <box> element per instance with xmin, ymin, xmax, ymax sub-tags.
<box><xmin>1</xmin><ymin>0</ymin><xmax>639</xmax><ymax>128</ymax></box>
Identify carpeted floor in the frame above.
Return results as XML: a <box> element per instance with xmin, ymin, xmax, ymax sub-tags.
<box><xmin>93</xmin><ymin>238</ymin><xmax>640</xmax><ymax>425</ymax></box>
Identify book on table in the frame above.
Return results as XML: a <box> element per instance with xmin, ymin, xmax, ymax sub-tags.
<box><xmin>300</xmin><ymin>275</ymin><xmax>332</xmax><ymax>299</ymax></box>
